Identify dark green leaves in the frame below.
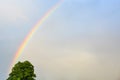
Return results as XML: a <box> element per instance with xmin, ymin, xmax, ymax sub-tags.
<box><xmin>7</xmin><ymin>61</ymin><xmax>36</xmax><ymax>80</ymax></box>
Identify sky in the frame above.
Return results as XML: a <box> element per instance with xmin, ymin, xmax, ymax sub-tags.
<box><xmin>0</xmin><ymin>0</ymin><xmax>120</xmax><ymax>80</ymax></box>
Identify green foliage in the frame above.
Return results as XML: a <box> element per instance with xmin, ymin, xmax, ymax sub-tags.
<box><xmin>7</xmin><ymin>61</ymin><xmax>36</xmax><ymax>80</ymax></box>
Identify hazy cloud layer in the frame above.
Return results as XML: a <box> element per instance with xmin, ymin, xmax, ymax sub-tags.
<box><xmin>0</xmin><ymin>0</ymin><xmax>120</xmax><ymax>80</ymax></box>
<box><xmin>19</xmin><ymin>34</ymin><xmax>120</xmax><ymax>80</ymax></box>
<box><xmin>0</xmin><ymin>1</ymin><xmax>28</xmax><ymax>23</ymax></box>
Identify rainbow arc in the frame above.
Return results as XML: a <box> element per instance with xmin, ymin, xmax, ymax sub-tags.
<box><xmin>8</xmin><ymin>0</ymin><xmax>63</xmax><ymax>73</ymax></box>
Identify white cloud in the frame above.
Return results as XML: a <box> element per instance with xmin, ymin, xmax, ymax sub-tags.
<box><xmin>18</xmin><ymin>35</ymin><xmax>120</xmax><ymax>80</ymax></box>
<box><xmin>0</xmin><ymin>2</ymin><xmax>28</xmax><ymax>23</ymax></box>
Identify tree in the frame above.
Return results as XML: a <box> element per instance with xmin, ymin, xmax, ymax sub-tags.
<box><xmin>7</xmin><ymin>61</ymin><xmax>36</xmax><ymax>80</ymax></box>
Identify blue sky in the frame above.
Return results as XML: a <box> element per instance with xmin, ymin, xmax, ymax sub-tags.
<box><xmin>0</xmin><ymin>0</ymin><xmax>120</xmax><ymax>80</ymax></box>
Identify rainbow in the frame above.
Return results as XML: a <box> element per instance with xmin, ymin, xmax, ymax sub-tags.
<box><xmin>8</xmin><ymin>0</ymin><xmax>63</xmax><ymax>73</ymax></box>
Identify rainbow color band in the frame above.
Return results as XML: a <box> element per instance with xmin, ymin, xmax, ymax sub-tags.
<box><xmin>8</xmin><ymin>0</ymin><xmax>63</xmax><ymax>73</ymax></box>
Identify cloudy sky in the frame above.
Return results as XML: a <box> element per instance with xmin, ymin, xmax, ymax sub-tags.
<box><xmin>0</xmin><ymin>0</ymin><xmax>120</xmax><ymax>80</ymax></box>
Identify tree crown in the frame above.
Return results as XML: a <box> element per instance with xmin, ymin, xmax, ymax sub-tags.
<box><xmin>7</xmin><ymin>61</ymin><xmax>36</xmax><ymax>80</ymax></box>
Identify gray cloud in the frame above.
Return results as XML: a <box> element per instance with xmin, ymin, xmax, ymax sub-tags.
<box><xmin>17</xmin><ymin>33</ymin><xmax>120</xmax><ymax>80</ymax></box>
<box><xmin>3</xmin><ymin>0</ymin><xmax>120</xmax><ymax>80</ymax></box>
